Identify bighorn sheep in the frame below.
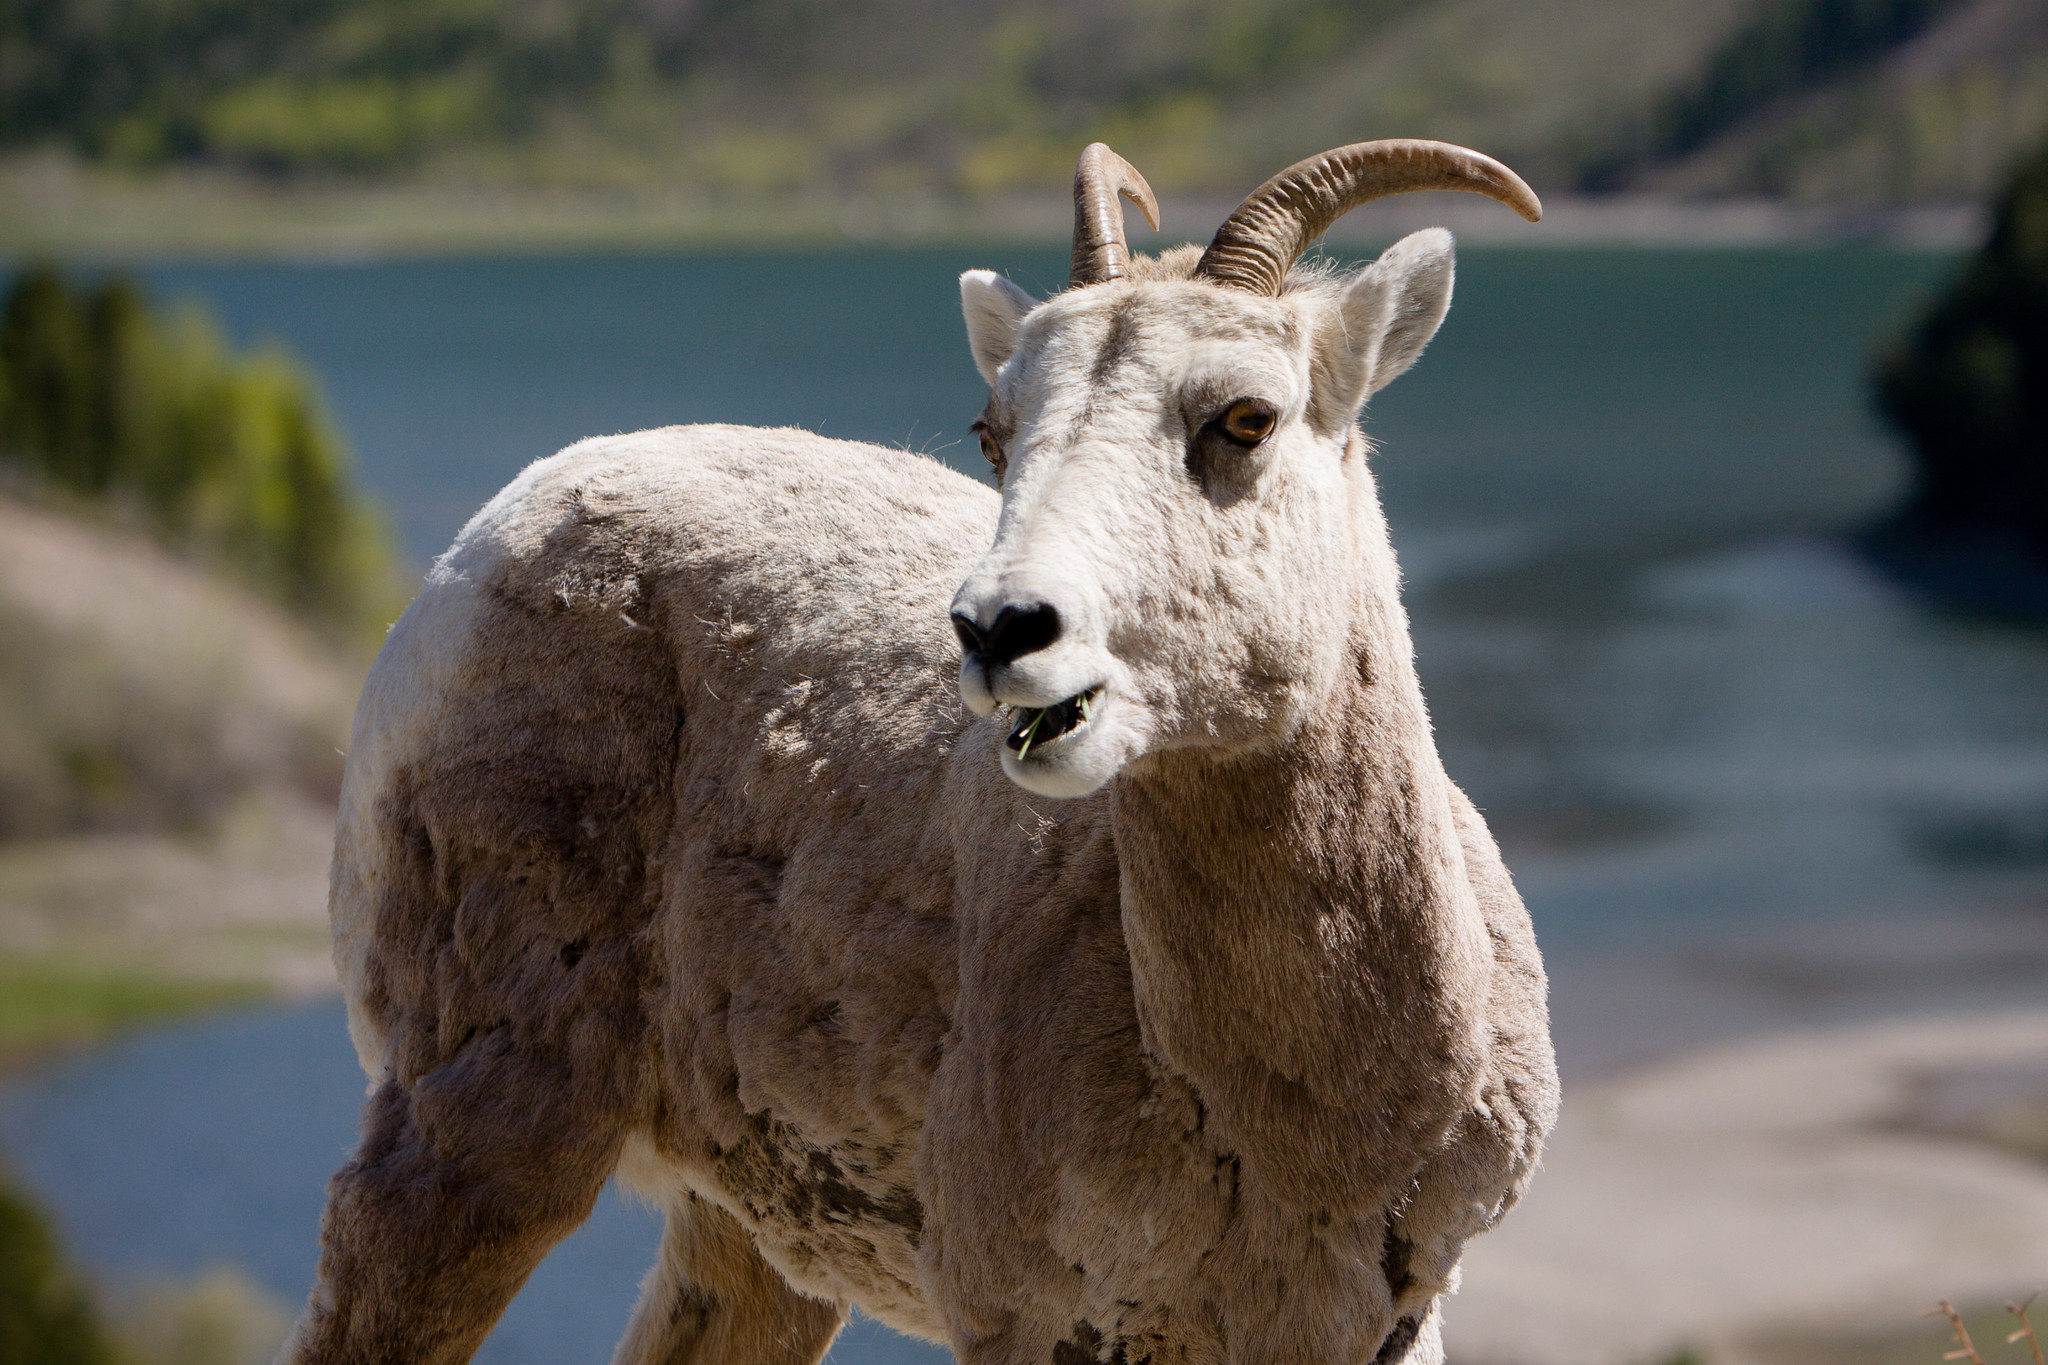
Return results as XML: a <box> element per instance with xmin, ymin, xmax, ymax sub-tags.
<box><xmin>284</xmin><ymin>139</ymin><xmax>1558</xmax><ymax>1365</ymax></box>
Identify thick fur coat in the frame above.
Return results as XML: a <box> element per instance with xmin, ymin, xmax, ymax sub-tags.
<box><xmin>284</xmin><ymin>240</ymin><xmax>1556</xmax><ymax>1365</ymax></box>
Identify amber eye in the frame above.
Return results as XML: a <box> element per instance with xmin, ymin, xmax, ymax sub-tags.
<box><xmin>975</xmin><ymin>426</ymin><xmax>1002</xmax><ymax>467</ymax></box>
<box><xmin>1219</xmin><ymin>399</ymin><xmax>1276</xmax><ymax>446</ymax></box>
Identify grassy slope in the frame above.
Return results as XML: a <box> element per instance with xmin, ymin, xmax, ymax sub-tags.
<box><xmin>0</xmin><ymin>955</ymin><xmax>264</xmax><ymax>1069</ymax></box>
<box><xmin>0</xmin><ymin>494</ymin><xmax>364</xmax><ymax>1066</ymax></box>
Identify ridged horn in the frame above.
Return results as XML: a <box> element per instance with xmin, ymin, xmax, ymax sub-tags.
<box><xmin>1194</xmin><ymin>140</ymin><xmax>1541</xmax><ymax>296</ymax></box>
<box><xmin>1070</xmin><ymin>142</ymin><xmax>1162</xmax><ymax>288</ymax></box>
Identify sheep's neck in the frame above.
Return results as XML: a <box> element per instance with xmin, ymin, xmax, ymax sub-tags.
<box><xmin>1108</xmin><ymin>499</ymin><xmax>1491</xmax><ymax>1212</ymax></box>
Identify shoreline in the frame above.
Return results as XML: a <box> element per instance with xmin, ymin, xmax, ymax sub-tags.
<box><xmin>1542</xmin><ymin>900</ymin><xmax>2048</xmax><ymax>1084</ymax></box>
<box><xmin>0</xmin><ymin>786</ymin><xmax>341</xmax><ymax>1076</ymax></box>
<box><xmin>0</xmin><ymin>157</ymin><xmax>1986</xmax><ymax>261</ymax></box>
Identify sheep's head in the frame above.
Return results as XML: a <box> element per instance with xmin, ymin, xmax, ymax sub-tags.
<box><xmin>951</xmin><ymin>140</ymin><xmax>1539</xmax><ymax>799</ymax></box>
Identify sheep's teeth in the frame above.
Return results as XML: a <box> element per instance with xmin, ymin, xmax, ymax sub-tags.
<box><xmin>1006</xmin><ymin>690</ymin><xmax>1099</xmax><ymax>760</ymax></box>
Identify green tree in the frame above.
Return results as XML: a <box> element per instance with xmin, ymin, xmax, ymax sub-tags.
<box><xmin>1875</xmin><ymin>129</ymin><xmax>2048</xmax><ymax>555</ymax></box>
<box><xmin>0</xmin><ymin>266</ymin><xmax>95</xmax><ymax>489</ymax></box>
<box><xmin>0</xmin><ymin>265</ymin><xmax>399</xmax><ymax>633</ymax></box>
<box><xmin>0</xmin><ymin>1175</ymin><xmax>114</xmax><ymax>1365</ymax></box>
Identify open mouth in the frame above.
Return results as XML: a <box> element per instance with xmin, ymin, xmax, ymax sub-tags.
<box><xmin>1005</xmin><ymin>687</ymin><xmax>1103</xmax><ymax>760</ymax></box>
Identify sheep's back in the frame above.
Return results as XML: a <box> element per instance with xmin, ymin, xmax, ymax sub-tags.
<box><xmin>326</xmin><ymin>426</ymin><xmax>996</xmax><ymax>1324</ymax></box>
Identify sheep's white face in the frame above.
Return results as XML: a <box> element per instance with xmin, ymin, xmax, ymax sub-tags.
<box><xmin>951</xmin><ymin>230</ymin><xmax>1457</xmax><ymax>799</ymax></box>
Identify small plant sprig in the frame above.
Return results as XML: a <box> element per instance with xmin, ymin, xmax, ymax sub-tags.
<box><xmin>1936</xmin><ymin>1299</ymin><xmax>1986</xmax><ymax>1365</ymax></box>
<box><xmin>1931</xmin><ymin>1295</ymin><xmax>2047</xmax><ymax>1365</ymax></box>
<box><xmin>2007</xmin><ymin>1295</ymin><xmax>2042</xmax><ymax>1365</ymax></box>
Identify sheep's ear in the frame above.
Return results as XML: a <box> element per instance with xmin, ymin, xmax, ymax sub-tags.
<box><xmin>961</xmin><ymin>270</ymin><xmax>1037</xmax><ymax>385</ymax></box>
<box><xmin>1311</xmin><ymin>228</ymin><xmax>1455</xmax><ymax>431</ymax></box>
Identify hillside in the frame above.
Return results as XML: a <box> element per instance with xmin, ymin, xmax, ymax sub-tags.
<box><xmin>0</xmin><ymin>494</ymin><xmax>362</xmax><ymax>1055</ymax></box>
<box><xmin>1636</xmin><ymin>0</ymin><xmax>2048</xmax><ymax>203</ymax></box>
<box><xmin>2</xmin><ymin>0</ymin><xmax>2044</xmax><ymax>252</ymax></box>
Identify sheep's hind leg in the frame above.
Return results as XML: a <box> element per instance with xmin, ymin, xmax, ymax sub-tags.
<box><xmin>278</xmin><ymin>1034</ymin><xmax>630</xmax><ymax>1365</ymax></box>
<box><xmin>611</xmin><ymin>1193</ymin><xmax>845</xmax><ymax>1365</ymax></box>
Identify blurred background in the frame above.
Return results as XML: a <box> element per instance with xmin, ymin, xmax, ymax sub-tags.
<box><xmin>0</xmin><ymin>1</ymin><xmax>2045</xmax><ymax>1363</ymax></box>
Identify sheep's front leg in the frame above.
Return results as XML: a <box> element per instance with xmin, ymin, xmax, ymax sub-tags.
<box><xmin>278</xmin><ymin>1033</ymin><xmax>628</xmax><ymax>1365</ymax></box>
<box><xmin>611</xmin><ymin>1193</ymin><xmax>844</xmax><ymax>1365</ymax></box>
<box><xmin>1372</xmin><ymin>1303</ymin><xmax>1443</xmax><ymax>1365</ymax></box>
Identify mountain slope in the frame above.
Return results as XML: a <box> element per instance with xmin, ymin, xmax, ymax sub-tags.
<box><xmin>1644</xmin><ymin>0</ymin><xmax>2048</xmax><ymax>202</ymax></box>
<box><xmin>0</xmin><ymin>0</ymin><xmax>2042</xmax><ymax>216</ymax></box>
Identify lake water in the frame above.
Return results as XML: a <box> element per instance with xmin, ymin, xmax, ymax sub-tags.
<box><xmin>0</xmin><ymin>997</ymin><xmax>941</xmax><ymax>1365</ymax></box>
<box><xmin>144</xmin><ymin>246</ymin><xmax>1946</xmax><ymax>564</ymax></box>
<box><xmin>5</xmin><ymin>243</ymin><xmax>2047</xmax><ymax>1361</ymax></box>
<box><xmin>139</xmin><ymin>244</ymin><xmax>2047</xmax><ymax>953</ymax></box>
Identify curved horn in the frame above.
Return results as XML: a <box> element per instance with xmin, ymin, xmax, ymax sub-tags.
<box><xmin>1070</xmin><ymin>142</ymin><xmax>1162</xmax><ymax>288</ymax></box>
<box><xmin>1194</xmin><ymin>140</ymin><xmax>1541</xmax><ymax>296</ymax></box>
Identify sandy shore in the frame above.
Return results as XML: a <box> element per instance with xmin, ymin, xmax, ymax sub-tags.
<box><xmin>1437</xmin><ymin>902</ymin><xmax>2048</xmax><ymax>1365</ymax></box>
<box><xmin>0</xmin><ymin>794</ymin><xmax>341</xmax><ymax>999</ymax></box>
<box><xmin>1448</xmin><ymin>1007</ymin><xmax>2048</xmax><ymax>1365</ymax></box>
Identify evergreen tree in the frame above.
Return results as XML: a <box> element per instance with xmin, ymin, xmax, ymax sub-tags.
<box><xmin>1875</xmin><ymin>133</ymin><xmax>2048</xmax><ymax>557</ymax></box>
<box><xmin>0</xmin><ymin>266</ymin><xmax>396</xmax><ymax>632</ymax></box>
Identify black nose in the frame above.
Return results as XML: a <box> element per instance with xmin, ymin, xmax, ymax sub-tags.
<box><xmin>951</xmin><ymin>602</ymin><xmax>1062</xmax><ymax>668</ymax></box>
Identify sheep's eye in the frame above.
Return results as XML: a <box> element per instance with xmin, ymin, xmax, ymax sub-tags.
<box><xmin>1219</xmin><ymin>399</ymin><xmax>1276</xmax><ymax>446</ymax></box>
<box><xmin>975</xmin><ymin>426</ymin><xmax>1002</xmax><ymax>467</ymax></box>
